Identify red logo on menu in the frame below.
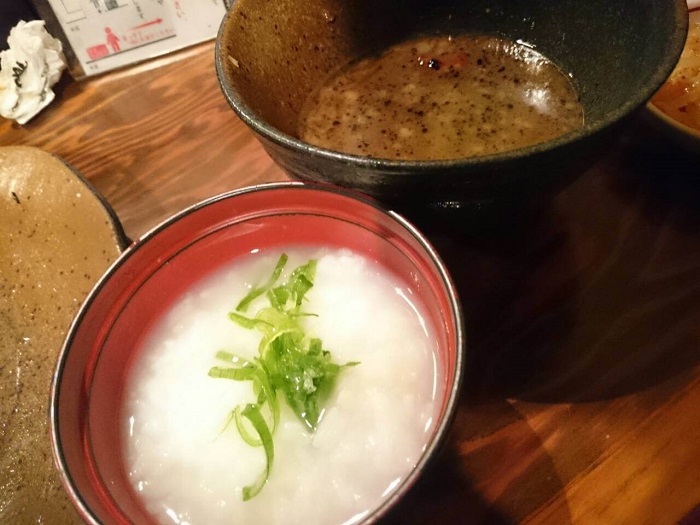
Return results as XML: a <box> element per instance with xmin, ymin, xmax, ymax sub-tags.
<box><xmin>87</xmin><ymin>44</ymin><xmax>109</xmax><ymax>60</ymax></box>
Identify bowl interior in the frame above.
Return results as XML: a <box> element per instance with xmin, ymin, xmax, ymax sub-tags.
<box><xmin>52</xmin><ymin>184</ymin><xmax>463</xmax><ymax>524</ymax></box>
<box><xmin>219</xmin><ymin>0</ymin><xmax>686</xmax><ymax>139</ymax></box>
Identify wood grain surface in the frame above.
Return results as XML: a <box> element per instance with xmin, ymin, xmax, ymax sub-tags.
<box><xmin>2</xmin><ymin>41</ymin><xmax>700</xmax><ymax>525</ymax></box>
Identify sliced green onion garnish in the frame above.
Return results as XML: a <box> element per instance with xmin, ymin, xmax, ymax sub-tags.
<box><xmin>238</xmin><ymin>404</ymin><xmax>274</xmax><ymax>501</ymax></box>
<box><xmin>208</xmin><ymin>254</ymin><xmax>358</xmax><ymax>500</ymax></box>
<box><xmin>236</xmin><ymin>254</ymin><xmax>288</xmax><ymax>312</ymax></box>
<box><xmin>208</xmin><ymin>366</ymin><xmax>258</xmax><ymax>381</ymax></box>
<box><xmin>234</xmin><ymin>406</ymin><xmax>262</xmax><ymax>447</ymax></box>
<box><xmin>214</xmin><ymin>350</ymin><xmax>255</xmax><ymax>367</ymax></box>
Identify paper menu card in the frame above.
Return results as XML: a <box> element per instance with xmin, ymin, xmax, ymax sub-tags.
<box><xmin>34</xmin><ymin>0</ymin><xmax>226</xmax><ymax>78</ymax></box>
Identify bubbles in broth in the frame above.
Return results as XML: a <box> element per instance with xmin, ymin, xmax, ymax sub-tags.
<box><xmin>123</xmin><ymin>248</ymin><xmax>442</xmax><ymax>525</ymax></box>
<box><xmin>298</xmin><ymin>34</ymin><xmax>584</xmax><ymax>160</ymax></box>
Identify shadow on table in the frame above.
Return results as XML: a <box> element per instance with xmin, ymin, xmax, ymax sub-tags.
<box><xmin>411</xmin><ymin>127</ymin><xmax>700</xmax><ymax>404</ymax></box>
<box><xmin>384</xmin><ymin>399</ymin><xmax>572</xmax><ymax>524</ymax></box>
<box><xmin>382</xmin><ymin>126</ymin><xmax>700</xmax><ymax>524</ymax></box>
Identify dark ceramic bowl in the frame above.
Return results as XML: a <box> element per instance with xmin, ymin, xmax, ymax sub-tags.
<box><xmin>50</xmin><ymin>182</ymin><xmax>464</xmax><ymax>524</ymax></box>
<box><xmin>0</xmin><ymin>146</ymin><xmax>127</xmax><ymax>522</ymax></box>
<box><xmin>216</xmin><ymin>0</ymin><xmax>687</xmax><ymax>211</ymax></box>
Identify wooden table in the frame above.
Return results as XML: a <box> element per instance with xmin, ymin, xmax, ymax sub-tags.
<box><xmin>2</xmin><ymin>41</ymin><xmax>700</xmax><ymax>525</ymax></box>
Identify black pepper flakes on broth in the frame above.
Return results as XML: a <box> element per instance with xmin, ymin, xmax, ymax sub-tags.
<box><xmin>298</xmin><ymin>34</ymin><xmax>584</xmax><ymax>161</ymax></box>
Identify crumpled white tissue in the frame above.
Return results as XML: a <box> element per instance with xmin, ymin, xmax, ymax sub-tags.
<box><xmin>0</xmin><ymin>20</ymin><xmax>67</xmax><ymax>125</ymax></box>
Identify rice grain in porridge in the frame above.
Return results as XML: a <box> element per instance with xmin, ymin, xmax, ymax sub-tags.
<box><xmin>124</xmin><ymin>248</ymin><xmax>442</xmax><ymax>525</ymax></box>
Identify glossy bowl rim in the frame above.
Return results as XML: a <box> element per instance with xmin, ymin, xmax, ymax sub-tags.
<box><xmin>215</xmin><ymin>0</ymin><xmax>689</xmax><ymax>172</ymax></box>
<box><xmin>49</xmin><ymin>181</ymin><xmax>466</xmax><ymax>525</ymax></box>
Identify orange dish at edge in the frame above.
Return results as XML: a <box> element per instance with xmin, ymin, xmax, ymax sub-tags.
<box><xmin>652</xmin><ymin>9</ymin><xmax>700</xmax><ymax>132</ymax></box>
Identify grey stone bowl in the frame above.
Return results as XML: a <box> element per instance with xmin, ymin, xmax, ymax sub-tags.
<box><xmin>216</xmin><ymin>0</ymin><xmax>688</xmax><ymax>212</ymax></box>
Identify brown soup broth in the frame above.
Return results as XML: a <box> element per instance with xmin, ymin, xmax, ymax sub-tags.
<box><xmin>298</xmin><ymin>35</ymin><xmax>584</xmax><ymax>161</ymax></box>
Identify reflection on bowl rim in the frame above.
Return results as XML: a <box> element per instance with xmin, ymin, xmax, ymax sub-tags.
<box><xmin>215</xmin><ymin>0</ymin><xmax>689</xmax><ymax>170</ymax></box>
<box><xmin>50</xmin><ymin>181</ymin><xmax>466</xmax><ymax>525</ymax></box>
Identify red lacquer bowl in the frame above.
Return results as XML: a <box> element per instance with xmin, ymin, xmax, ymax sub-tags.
<box><xmin>50</xmin><ymin>182</ymin><xmax>464</xmax><ymax>524</ymax></box>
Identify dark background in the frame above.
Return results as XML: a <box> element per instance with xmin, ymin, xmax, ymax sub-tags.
<box><xmin>0</xmin><ymin>0</ymin><xmax>38</xmax><ymax>47</ymax></box>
